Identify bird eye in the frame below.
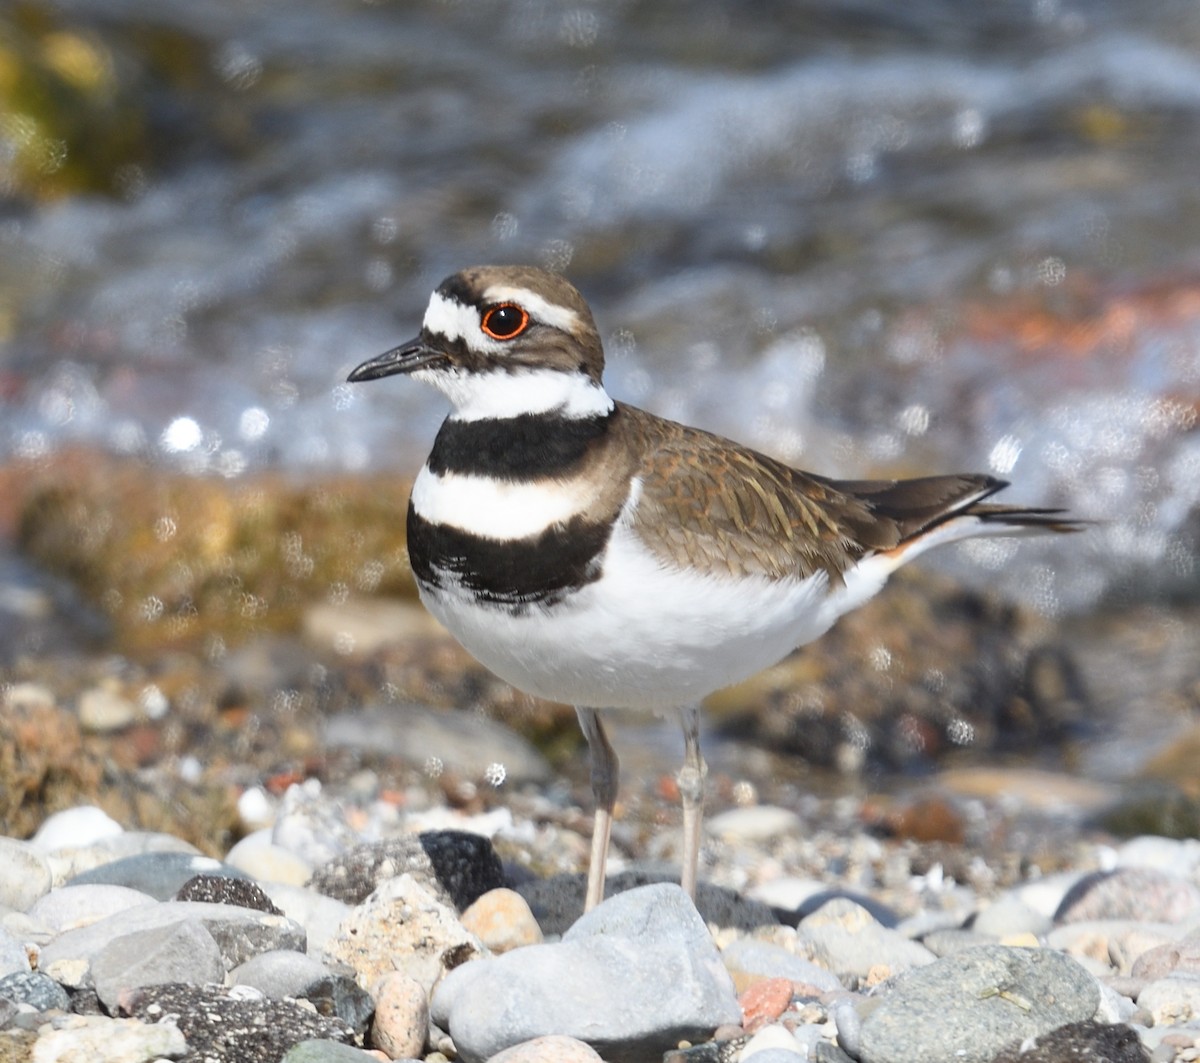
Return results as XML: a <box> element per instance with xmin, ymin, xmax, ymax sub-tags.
<box><xmin>481</xmin><ymin>303</ymin><xmax>529</xmax><ymax>340</ymax></box>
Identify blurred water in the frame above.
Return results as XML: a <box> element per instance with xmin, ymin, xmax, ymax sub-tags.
<box><xmin>2</xmin><ymin>0</ymin><xmax>1199</xmax><ymax>614</ymax></box>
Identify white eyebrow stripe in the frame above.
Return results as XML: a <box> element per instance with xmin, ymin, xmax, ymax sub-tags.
<box><xmin>483</xmin><ymin>285</ymin><xmax>582</xmax><ymax>333</ymax></box>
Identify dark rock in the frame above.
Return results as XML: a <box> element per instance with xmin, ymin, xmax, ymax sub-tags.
<box><xmin>123</xmin><ymin>982</ymin><xmax>357</xmax><ymax>1062</ymax></box>
<box><xmin>516</xmin><ymin>868</ymin><xmax>777</xmax><ymax>936</ymax></box>
<box><xmin>989</xmin><ymin>1020</ymin><xmax>1150</xmax><ymax>1063</ymax></box>
<box><xmin>308</xmin><ymin>830</ymin><xmax>503</xmax><ymax>911</ymax></box>
<box><xmin>176</xmin><ymin>873</ymin><xmax>284</xmax><ymax>914</ymax></box>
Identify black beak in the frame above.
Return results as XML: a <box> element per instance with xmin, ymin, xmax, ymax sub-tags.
<box><xmin>346</xmin><ymin>337</ymin><xmax>447</xmax><ymax>383</ymax></box>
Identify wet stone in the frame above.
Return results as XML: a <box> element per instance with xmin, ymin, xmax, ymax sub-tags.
<box><xmin>308</xmin><ymin>831</ymin><xmax>504</xmax><ymax>911</ymax></box>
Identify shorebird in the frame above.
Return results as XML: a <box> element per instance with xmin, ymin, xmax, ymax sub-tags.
<box><xmin>347</xmin><ymin>265</ymin><xmax>1081</xmax><ymax>910</ymax></box>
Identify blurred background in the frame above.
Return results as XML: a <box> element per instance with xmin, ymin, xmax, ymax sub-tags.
<box><xmin>1</xmin><ymin>0</ymin><xmax>1198</xmax><ymax>850</ymax></box>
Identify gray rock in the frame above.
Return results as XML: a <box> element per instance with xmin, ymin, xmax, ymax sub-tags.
<box><xmin>971</xmin><ymin>894</ymin><xmax>1051</xmax><ymax>938</ymax></box>
<box><xmin>0</xmin><ymin>838</ymin><xmax>53</xmax><ymax>912</ymax></box>
<box><xmin>66</xmin><ymin>852</ymin><xmax>250</xmax><ymax>900</ymax></box>
<box><xmin>0</xmin><ymin>925</ymin><xmax>30</xmax><ymax>978</ymax></box>
<box><xmin>0</xmin><ymin>970</ymin><xmax>70</xmax><ymax>1012</ymax></box>
<box><xmin>798</xmin><ymin>898</ymin><xmax>935</xmax><ymax>982</ymax></box>
<box><xmin>231</xmin><ymin>950</ymin><xmax>374</xmax><ymax>1036</ymax></box>
<box><xmin>46</xmin><ymin>830</ymin><xmax>201</xmax><ymax>886</ymax></box>
<box><xmin>324</xmin><ymin>703</ymin><xmax>552</xmax><ymax>786</ymax></box>
<box><xmin>920</xmin><ymin>928</ymin><xmax>996</xmax><ymax>957</ymax></box>
<box><xmin>308</xmin><ymin>830</ymin><xmax>504</xmax><ymax>911</ymax></box>
<box><xmin>91</xmin><ymin>917</ymin><xmax>226</xmax><ymax>1011</ymax></box>
<box><xmin>856</xmin><ymin>945</ymin><xmax>1101</xmax><ymax>1063</ymax></box>
<box><xmin>28</xmin><ymin>884</ymin><xmax>157</xmax><ymax>933</ymax></box>
<box><xmin>432</xmin><ymin>883</ymin><xmax>740</xmax><ymax>1063</ymax></box>
<box><xmin>720</xmin><ymin>938</ymin><xmax>843</xmax><ymax>992</ymax></box>
<box><xmin>39</xmin><ymin>900</ymin><xmax>306</xmax><ymax>988</ymax></box>
<box><xmin>282</xmin><ymin>1038</ymin><xmax>395</xmax><ymax>1062</ymax></box>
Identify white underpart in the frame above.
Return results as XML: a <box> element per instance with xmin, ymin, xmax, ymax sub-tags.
<box><xmin>415</xmin><ymin>482</ymin><xmax>1038</xmax><ymax>712</ymax></box>
<box><xmin>481</xmin><ymin>284</ymin><xmax>583</xmax><ymax>333</ymax></box>
<box><xmin>414</xmin><ymin>365</ymin><xmax>614</xmax><ymax>422</ymax></box>
<box><xmin>415</xmin><ymin>481</ymin><xmax>892</xmax><ymax>710</ymax></box>
<box><xmin>411</xmin><ymin>464</ymin><xmax>598</xmax><ymax>540</ymax></box>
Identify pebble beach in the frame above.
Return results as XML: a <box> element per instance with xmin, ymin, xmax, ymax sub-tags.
<box><xmin>3</xmin><ymin>755</ymin><xmax>1200</xmax><ymax>1063</ymax></box>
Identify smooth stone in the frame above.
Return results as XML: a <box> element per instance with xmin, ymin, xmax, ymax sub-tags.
<box><xmin>798</xmin><ymin>898</ymin><xmax>934</xmax><ymax>982</ymax></box>
<box><xmin>486</xmin><ymin>1034</ymin><xmax>605</xmax><ymax>1062</ymax></box>
<box><xmin>1136</xmin><ymin>976</ymin><xmax>1200</xmax><ymax>1025</ymax></box>
<box><xmin>856</xmin><ymin>945</ymin><xmax>1100</xmax><ymax>1063</ymax></box>
<box><xmin>0</xmin><ymin>970</ymin><xmax>70</xmax><ymax>1012</ymax></box>
<box><xmin>432</xmin><ymin>883</ymin><xmax>741</xmax><ymax>1063</ymax></box>
<box><xmin>920</xmin><ymin>928</ymin><xmax>997</xmax><ymax>957</ymax></box>
<box><xmin>1054</xmin><ymin>867</ymin><xmax>1200</xmax><ymax>924</ymax></box>
<box><xmin>0</xmin><ymin>926</ymin><xmax>30</xmax><ymax>978</ymax></box>
<box><xmin>283</xmin><ymin>1039</ymin><xmax>392</xmax><ymax>1063</ymax></box>
<box><xmin>1116</xmin><ymin>835</ymin><xmax>1200</xmax><ymax>875</ymax></box>
<box><xmin>1046</xmin><ymin>920</ymin><xmax>1185</xmax><ymax>971</ymax></box>
<box><xmin>460</xmin><ymin>888</ymin><xmax>543</xmax><ymax>954</ymax></box>
<box><xmin>741</xmin><ymin>1023</ymin><xmax>805</xmax><ymax>1058</ymax></box>
<box><xmin>90</xmin><ymin>917</ymin><xmax>226</xmax><ymax>1011</ymax></box>
<box><xmin>30</xmin><ymin>1014</ymin><xmax>188</xmax><ymax>1060</ymax></box>
<box><xmin>77</xmin><ymin>686</ymin><xmax>138</xmax><ymax>733</ymax></box>
<box><xmin>369</xmin><ymin>970</ymin><xmax>429</xmax><ymax>1059</ymax></box>
<box><xmin>0</xmin><ymin>838</ymin><xmax>53</xmax><ymax>912</ymax></box>
<box><xmin>30</xmin><ymin>806</ymin><xmax>124</xmax><ymax>851</ymax></box>
<box><xmin>738</xmin><ymin>978</ymin><xmax>796</xmax><ymax>1033</ymax></box>
<box><xmin>45</xmin><ymin>831</ymin><xmax>202</xmax><ymax>886</ymax></box>
<box><xmin>225</xmin><ymin>830</ymin><xmax>315</xmax><ymax>886</ymax></box>
<box><xmin>66</xmin><ymin>852</ymin><xmax>251</xmax><ymax>900</ymax></box>
<box><xmin>1013</xmin><ymin>872</ymin><xmax>1088</xmax><ymax>919</ymax></box>
<box><xmin>39</xmin><ymin>900</ymin><xmax>306</xmax><ymax>987</ymax></box>
<box><xmin>1131</xmin><ymin>929</ymin><xmax>1200</xmax><ymax>980</ymax></box>
<box><xmin>971</xmin><ymin>895</ymin><xmax>1051</xmax><ymax>938</ymax></box>
<box><xmin>324</xmin><ymin>703</ymin><xmax>553</xmax><ymax>786</ymax></box>
<box><xmin>324</xmin><ymin>873</ymin><xmax>485</xmax><ymax>993</ymax></box>
<box><xmin>258</xmin><ymin>882</ymin><xmax>352</xmax><ymax>959</ymax></box>
<box><xmin>722</xmin><ymin>939</ymin><xmax>843</xmax><ymax>993</ymax></box>
<box><xmin>743</xmin><ymin>1050</ymin><xmax>806</xmax><ymax>1062</ymax></box>
<box><xmin>707</xmin><ymin>806</ymin><xmax>803</xmax><ymax>843</ymax></box>
<box><xmin>28</xmin><ymin>884</ymin><xmax>157</xmax><ymax>933</ymax></box>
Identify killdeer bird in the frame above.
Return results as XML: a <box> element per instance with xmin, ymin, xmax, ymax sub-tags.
<box><xmin>347</xmin><ymin>265</ymin><xmax>1081</xmax><ymax>912</ymax></box>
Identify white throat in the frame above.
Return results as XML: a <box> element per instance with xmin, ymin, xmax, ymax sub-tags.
<box><xmin>415</xmin><ymin>365</ymin><xmax>615</xmax><ymax>422</ymax></box>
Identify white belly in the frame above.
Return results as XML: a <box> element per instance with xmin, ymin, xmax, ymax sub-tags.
<box><xmin>416</xmin><ymin>523</ymin><xmax>894</xmax><ymax>711</ymax></box>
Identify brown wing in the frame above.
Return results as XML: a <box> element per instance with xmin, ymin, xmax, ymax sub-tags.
<box><xmin>619</xmin><ymin>404</ymin><xmax>1078</xmax><ymax>583</ymax></box>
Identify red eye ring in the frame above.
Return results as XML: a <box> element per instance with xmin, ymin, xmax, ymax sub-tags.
<box><xmin>481</xmin><ymin>303</ymin><xmax>530</xmax><ymax>340</ymax></box>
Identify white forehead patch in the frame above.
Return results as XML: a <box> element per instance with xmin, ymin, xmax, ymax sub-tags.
<box><xmin>422</xmin><ymin>292</ymin><xmax>503</xmax><ymax>350</ymax></box>
<box><xmin>482</xmin><ymin>284</ymin><xmax>583</xmax><ymax>334</ymax></box>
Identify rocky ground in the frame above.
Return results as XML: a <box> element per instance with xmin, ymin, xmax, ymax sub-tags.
<box><xmin>1</xmin><ymin>449</ymin><xmax>1199</xmax><ymax>1062</ymax></box>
